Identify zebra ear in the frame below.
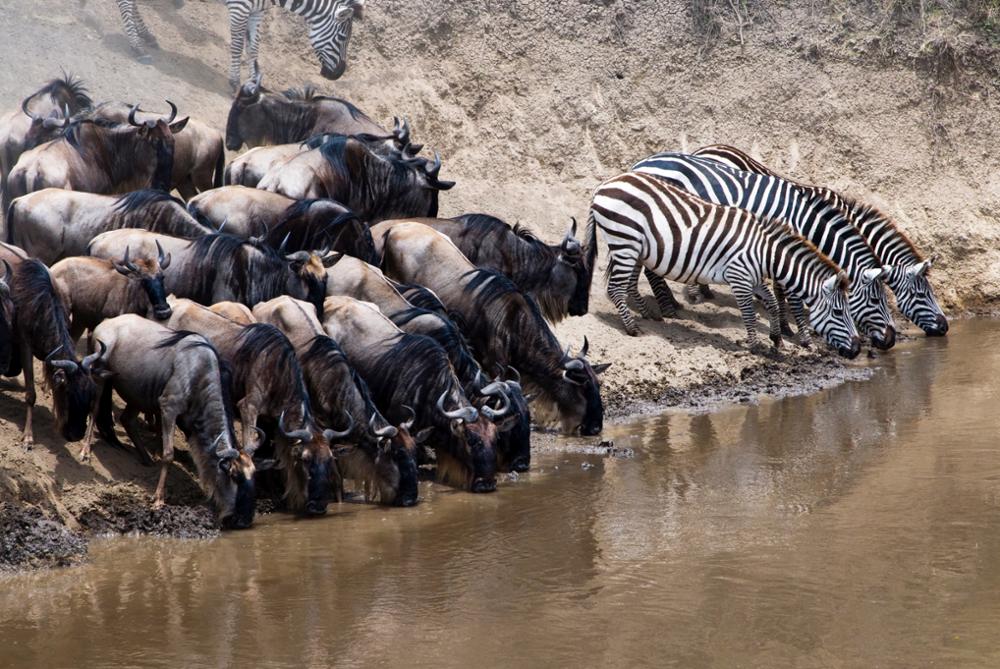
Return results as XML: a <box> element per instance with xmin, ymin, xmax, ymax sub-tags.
<box><xmin>862</xmin><ymin>267</ymin><xmax>885</xmax><ymax>284</ymax></box>
<box><xmin>335</xmin><ymin>5</ymin><xmax>355</xmax><ymax>20</ymax></box>
<box><xmin>822</xmin><ymin>274</ymin><xmax>839</xmax><ymax>294</ymax></box>
<box><xmin>907</xmin><ymin>260</ymin><xmax>931</xmax><ymax>278</ymax></box>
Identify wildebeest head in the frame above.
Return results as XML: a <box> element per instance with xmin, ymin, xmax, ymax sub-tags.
<box><xmin>112</xmin><ymin>243</ymin><xmax>172</xmax><ymax>320</ymax></box>
<box><xmin>275</xmin><ymin>405</ymin><xmax>342</xmax><ymax>516</ymax></box>
<box><xmin>22</xmin><ymin>100</ymin><xmax>73</xmax><ymax>152</ymax></box>
<box><xmin>45</xmin><ymin>344</ymin><xmax>101</xmax><ymax>442</ymax></box>
<box><xmin>310</xmin><ymin>0</ymin><xmax>365</xmax><ymax>80</ymax></box>
<box><xmin>480</xmin><ymin>371</ymin><xmax>532</xmax><ymax>473</ymax></box>
<box><xmin>208</xmin><ymin>434</ymin><xmax>257</xmax><ymax>530</ymax></box>
<box><xmin>437</xmin><ymin>390</ymin><xmax>498</xmax><ymax>493</ymax></box>
<box><xmin>226</xmin><ymin>72</ymin><xmax>265</xmax><ymax>150</ymax></box>
<box><xmin>124</xmin><ymin>102</ymin><xmax>188</xmax><ymax>191</ymax></box>
<box><xmin>20</xmin><ymin>74</ymin><xmax>92</xmax><ymax>150</ymax></box>
<box><xmin>532</xmin><ymin>337</ymin><xmax>610</xmax><ymax>437</ymax></box>
<box><xmin>281</xmin><ymin>244</ymin><xmax>329</xmax><ymax>314</ymax></box>
<box><xmin>368</xmin><ymin>409</ymin><xmax>420</xmax><ymax>507</ymax></box>
<box><xmin>0</xmin><ymin>262</ymin><xmax>14</xmax><ymax>373</ymax></box>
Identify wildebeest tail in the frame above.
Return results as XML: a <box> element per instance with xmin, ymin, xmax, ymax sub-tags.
<box><xmin>4</xmin><ymin>196</ymin><xmax>14</xmax><ymax>244</ymax></box>
<box><xmin>213</xmin><ymin>144</ymin><xmax>225</xmax><ymax>189</ymax></box>
<box><xmin>96</xmin><ymin>380</ymin><xmax>125</xmax><ymax>448</ymax></box>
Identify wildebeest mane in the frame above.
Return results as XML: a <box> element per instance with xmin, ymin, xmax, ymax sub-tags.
<box><xmin>283</xmin><ymin>86</ymin><xmax>369</xmax><ymax>123</ymax></box>
<box><xmin>11</xmin><ymin>259</ymin><xmax>75</xmax><ymax>359</ymax></box>
<box><xmin>183</xmin><ymin>233</ymin><xmax>290</xmax><ymax>306</ymax></box>
<box><xmin>300</xmin><ymin>334</ymin><xmax>380</xmax><ymax>430</ymax></box>
<box><xmin>113</xmin><ymin>189</ymin><xmax>185</xmax><ymax>214</ymax></box>
<box><xmin>365</xmin><ymin>333</ymin><xmax>455</xmax><ymax>428</ymax></box>
<box><xmin>232</xmin><ymin>323</ymin><xmax>310</xmax><ymax>414</ymax></box>
<box><xmin>390</xmin><ymin>307</ymin><xmax>481</xmax><ymax>385</ymax></box>
<box><xmin>30</xmin><ymin>73</ymin><xmax>92</xmax><ymax>111</ymax></box>
<box><xmin>268</xmin><ymin>203</ymin><xmax>376</xmax><ymax>262</ymax></box>
<box><xmin>454</xmin><ymin>213</ymin><xmax>559</xmax><ymax>289</ymax></box>
<box><xmin>106</xmin><ymin>190</ymin><xmax>211</xmax><ymax>238</ymax></box>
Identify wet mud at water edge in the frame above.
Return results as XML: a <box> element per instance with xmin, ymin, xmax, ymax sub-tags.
<box><xmin>2</xmin><ymin>321</ymin><xmax>1000</xmax><ymax>668</ymax></box>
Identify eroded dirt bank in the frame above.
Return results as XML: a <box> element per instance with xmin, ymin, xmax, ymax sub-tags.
<box><xmin>1</xmin><ymin>0</ymin><xmax>999</xmax><ymax>569</ymax></box>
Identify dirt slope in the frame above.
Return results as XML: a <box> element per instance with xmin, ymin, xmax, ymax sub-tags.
<box><xmin>0</xmin><ymin>0</ymin><xmax>998</xmax><ymax>563</ymax></box>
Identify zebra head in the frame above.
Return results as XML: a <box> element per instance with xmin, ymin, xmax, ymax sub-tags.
<box><xmin>809</xmin><ymin>271</ymin><xmax>862</xmax><ymax>359</ymax></box>
<box><xmin>309</xmin><ymin>0</ymin><xmax>364</xmax><ymax>81</ymax></box>
<box><xmin>848</xmin><ymin>267</ymin><xmax>897</xmax><ymax>350</ymax></box>
<box><xmin>886</xmin><ymin>257</ymin><xmax>948</xmax><ymax>336</ymax></box>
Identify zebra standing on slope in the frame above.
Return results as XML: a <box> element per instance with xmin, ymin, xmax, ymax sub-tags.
<box><xmin>113</xmin><ymin>0</ymin><xmax>364</xmax><ymax>88</ymax></box>
<box><xmin>631</xmin><ymin>152</ymin><xmax>898</xmax><ymax>350</ymax></box>
<box><xmin>589</xmin><ymin>172</ymin><xmax>862</xmax><ymax>359</ymax></box>
<box><xmin>692</xmin><ymin>144</ymin><xmax>949</xmax><ymax>336</ymax></box>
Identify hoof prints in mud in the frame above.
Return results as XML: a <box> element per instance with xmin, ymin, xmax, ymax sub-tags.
<box><xmin>0</xmin><ymin>503</ymin><xmax>87</xmax><ymax>572</ymax></box>
<box><xmin>75</xmin><ymin>489</ymin><xmax>219</xmax><ymax>540</ymax></box>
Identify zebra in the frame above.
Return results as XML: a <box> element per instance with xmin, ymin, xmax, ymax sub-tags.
<box><xmin>630</xmin><ymin>152</ymin><xmax>898</xmax><ymax>350</ymax></box>
<box><xmin>589</xmin><ymin>171</ymin><xmax>862</xmax><ymax>359</ymax></box>
<box><xmin>693</xmin><ymin>144</ymin><xmax>949</xmax><ymax>336</ymax></box>
<box><xmin>113</xmin><ymin>0</ymin><xmax>364</xmax><ymax>88</ymax></box>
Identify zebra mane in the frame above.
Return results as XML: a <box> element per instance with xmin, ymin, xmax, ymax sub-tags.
<box><xmin>757</xmin><ymin>215</ymin><xmax>842</xmax><ymax>277</ymax></box>
<box><xmin>829</xmin><ymin>191</ymin><xmax>924</xmax><ymax>262</ymax></box>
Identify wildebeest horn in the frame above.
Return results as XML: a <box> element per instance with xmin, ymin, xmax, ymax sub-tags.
<box><xmin>562</xmin><ymin>218</ymin><xmax>582</xmax><ymax>256</ymax></box>
<box><xmin>580</xmin><ymin>336</ymin><xmax>589</xmax><ymax>358</ymax></box>
<box><xmin>480</xmin><ymin>390</ymin><xmax>511</xmax><ymax>421</ymax></box>
<box><xmin>121</xmin><ymin>246</ymin><xmax>139</xmax><ymax>272</ymax></box>
<box><xmin>164</xmin><ymin>100</ymin><xmax>178</xmax><ymax>124</ymax></box>
<box><xmin>480</xmin><ymin>380</ymin><xmax>507</xmax><ymax>398</ymax></box>
<box><xmin>323</xmin><ymin>413</ymin><xmax>354</xmax><ymax>441</ymax></box>
<box><xmin>214</xmin><ymin>433</ymin><xmax>238</xmax><ymax>460</ymax></box>
<box><xmin>0</xmin><ymin>259</ymin><xmax>12</xmax><ymax>284</ymax></box>
<box><xmin>401</xmin><ymin>405</ymin><xmax>416</xmax><ymax>431</ymax></box>
<box><xmin>81</xmin><ymin>339</ymin><xmax>107</xmax><ymax>373</ymax></box>
<box><xmin>278</xmin><ymin>409</ymin><xmax>313</xmax><ymax>442</ymax></box>
<box><xmin>156</xmin><ymin>241</ymin><xmax>171</xmax><ymax>270</ymax></box>
<box><xmin>45</xmin><ymin>345</ymin><xmax>78</xmax><ymax>372</ymax></box>
<box><xmin>20</xmin><ymin>96</ymin><xmax>41</xmax><ymax>122</ymax></box>
<box><xmin>507</xmin><ymin>366</ymin><xmax>521</xmax><ymax>385</ymax></box>
<box><xmin>217</xmin><ymin>217</ymin><xmax>228</xmax><ymax>233</ymax></box>
<box><xmin>371</xmin><ymin>413</ymin><xmax>398</xmax><ymax>439</ymax></box>
<box><xmin>127</xmin><ymin>103</ymin><xmax>141</xmax><ymax>127</ymax></box>
<box><xmin>427</xmin><ymin>152</ymin><xmax>442</xmax><ymax>179</ymax></box>
<box><xmin>285</xmin><ymin>251</ymin><xmax>310</xmax><ymax>263</ymax></box>
<box><xmin>278</xmin><ymin>232</ymin><xmax>291</xmax><ymax>254</ymax></box>
<box><xmin>437</xmin><ymin>391</ymin><xmax>478</xmax><ymax>423</ymax></box>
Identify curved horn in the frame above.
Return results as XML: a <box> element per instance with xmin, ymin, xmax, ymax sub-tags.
<box><xmin>128</xmin><ymin>103</ymin><xmax>141</xmax><ymax>127</ymax></box>
<box><xmin>278</xmin><ymin>409</ymin><xmax>313</xmax><ymax>442</ymax></box>
<box><xmin>214</xmin><ymin>433</ymin><xmax>238</xmax><ymax>460</ymax></box>
<box><xmin>400</xmin><ymin>406</ymin><xmax>416</xmax><ymax>431</ymax></box>
<box><xmin>480</xmin><ymin>380</ymin><xmax>508</xmax><ymax>397</ymax></box>
<box><xmin>437</xmin><ymin>390</ymin><xmax>478</xmax><ymax>423</ymax></box>
<box><xmin>122</xmin><ymin>246</ymin><xmax>138</xmax><ymax>272</ymax></box>
<box><xmin>81</xmin><ymin>339</ymin><xmax>107</xmax><ymax>373</ymax></box>
<box><xmin>217</xmin><ymin>217</ymin><xmax>228</xmax><ymax>233</ymax></box>
<box><xmin>371</xmin><ymin>413</ymin><xmax>398</xmax><ymax>438</ymax></box>
<box><xmin>278</xmin><ymin>232</ymin><xmax>291</xmax><ymax>254</ymax></box>
<box><xmin>506</xmin><ymin>366</ymin><xmax>521</xmax><ymax>385</ymax></box>
<box><xmin>20</xmin><ymin>97</ymin><xmax>41</xmax><ymax>122</ymax></box>
<box><xmin>323</xmin><ymin>413</ymin><xmax>354</xmax><ymax>441</ymax></box>
<box><xmin>164</xmin><ymin>100</ymin><xmax>178</xmax><ymax>124</ymax></box>
<box><xmin>45</xmin><ymin>345</ymin><xmax>78</xmax><ymax>372</ymax></box>
<box><xmin>427</xmin><ymin>152</ymin><xmax>442</xmax><ymax>178</ymax></box>
<box><xmin>480</xmin><ymin>390</ymin><xmax>511</xmax><ymax>421</ymax></box>
<box><xmin>580</xmin><ymin>336</ymin><xmax>589</xmax><ymax>358</ymax></box>
<box><xmin>155</xmin><ymin>241</ymin><xmax>171</xmax><ymax>270</ymax></box>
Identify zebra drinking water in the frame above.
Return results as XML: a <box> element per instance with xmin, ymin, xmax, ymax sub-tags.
<box><xmin>113</xmin><ymin>0</ymin><xmax>364</xmax><ymax>88</ymax></box>
<box><xmin>631</xmin><ymin>152</ymin><xmax>898</xmax><ymax>350</ymax></box>
<box><xmin>589</xmin><ymin>171</ymin><xmax>862</xmax><ymax>359</ymax></box>
<box><xmin>693</xmin><ymin>144</ymin><xmax>949</xmax><ymax>336</ymax></box>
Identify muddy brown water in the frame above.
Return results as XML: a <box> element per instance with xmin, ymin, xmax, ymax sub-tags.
<box><xmin>3</xmin><ymin>320</ymin><xmax>1000</xmax><ymax>668</ymax></box>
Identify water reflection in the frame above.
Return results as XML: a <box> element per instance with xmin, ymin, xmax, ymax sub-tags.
<box><xmin>4</xmin><ymin>322</ymin><xmax>1000</xmax><ymax>668</ymax></box>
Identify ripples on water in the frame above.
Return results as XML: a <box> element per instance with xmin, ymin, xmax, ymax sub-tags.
<box><xmin>4</xmin><ymin>321</ymin><xmax>1000</xmax><ymax>668</ymax></box>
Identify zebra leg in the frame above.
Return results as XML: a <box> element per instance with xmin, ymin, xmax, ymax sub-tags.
<box><xmin>607</xmin><ymin>256</ymin><xmax>642</xmax><ymax>336</ymax></box>
<box><xmin>643</xmin><ymin>269</ymin><xmax>679</xmax><ymax>318</ymax></box>
<box><xmin>627</xmin><ymin>268</ymin><xmax>657</xmax><ymax>320</ymax></box>
<box><xmin>773</xmin><ymin>283</ymin><xmax>795</xmax><ymax>337</ymax></box>
<box><xmin>724</xmin><ymin>270</ymin><xmax>762</xmax><ymax>351</ymax></box>
<box><xmin>131</xmin><ymin>3</ymin><xmax>158</xmax><ymax>48</ymax></box>
<box><xmin>683</xmin><ymin>283</ymin><xmax>703</xmax><ymax>304</ymax></box>
<box><xmin>228</xmin><ymin>5</ymin><xmax>251</xmax><ymax>89</ymax></box>
<box><xmin>115</xmin><ymin>0</ymin><xmax>152</xmax><ymax>62</ymax></box>
<box><xmin>699</xmin><ymin>283</ymin><xmax>716</xmax><ymax>299</ymax></box>
<box><xmin>788</xmin><ymin>294</ymin><xmax>812</xmax><ymax>348</ymax></box>
<box><xmin>753</xmin><ymin>284</ymin><xmax>784</xmax><ymax>349</ymax></box>
<box><xmin>247</xmin><ymin>11</ymin><xmax>265</xmax><ymax>65</ymax></box>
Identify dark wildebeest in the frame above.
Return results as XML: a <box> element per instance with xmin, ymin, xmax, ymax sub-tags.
<box><xmin>0</xmin><ymin>261</ymin><xmax>15</xmax><ymax>375</ymax></box>
<box><xmin>87</xmin><ymin>315</ymin><xmax>257</xmax><ymax>528</ymax></box>
<box><xmin>324</xmin><ymin>253</ymin><xmax>531</xmax><ymax>472</ymax></box>
<box><xmin>423</xmin><ymin>214</ymin><xmax>598</xmax><ymax>323</ymax></box>
<box><xmin>225</xmin><ymin>74</ymin><xmax>387</xmax><ymax>150</ymax></box>
<box><xmin>3</xmin><ymin>102</ymin><xmax>189</xmax><ymax>215</ymax></box>
<box><xmin>258</xmin><ymin>134</ymin><xmax>454</xmax><ymax>222</ymax></box>
<box><xmin>1</xmin><ymin>75</ymin><xmax>92</xmax><ymax>208</ymax></box>
<box><xmin>0</xmin><ymin>245</ymin><xmax>99</xmax><ymax>447</ymax></box>
<box><xmin>6</xmin><ymin>189</ymin><xmax>211</xmax><ymax>264</ymax></box>
<box><xmin>254</xmin><ymin>296</ymin><xmax>420</xmax><ymax>506</ymax></box>
<box><xmin>373</xmin><ymin>221</ymin><xmax>610</xmax><ymax>435</ymax></box>
<box><xmin>165</xmin><ymin>297</ymin><xmax>342</xmax><ymax>515</ymax></box>
<box><xmin>51</xmin><ymin>245</ymin><xmax>172</xmax><ymax>338</ymax></box>
<box><xmin>322</xmin><ymin>295</ymin><xmax>501</xmax><ymax>492</ymax></box>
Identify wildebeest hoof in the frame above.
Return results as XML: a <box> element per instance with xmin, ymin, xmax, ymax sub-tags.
<box><xmin>152</xmin><ymin>499</ymin><xmax>165</xmax><ymax>511</ymax></box>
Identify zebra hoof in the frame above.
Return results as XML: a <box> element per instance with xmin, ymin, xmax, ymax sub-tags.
<box><xmin>797</xmin><ymin>337</ymin><xmax>812</xmax><ymax>349</ymax></box>
<box><xmin>135</xmin><ymin>52</ymin><xmax>153</xmax><ymax>65</ymax></box>
<box><xmin>780</xmin><ymin>323</ymin><xmax>795</xmax><ymax>337</ymax></box>
<box><xmin>770</xmin><ymin>334</ymin><xmax>784</xmax><ymax>349</ymax></box>
<box><xmin>623</xmin><ymin>324</ymin><xmax>641</xmax><ymax>337</ymax></box>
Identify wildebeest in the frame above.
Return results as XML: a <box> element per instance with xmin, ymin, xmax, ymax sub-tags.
<box><xmin>0</xmin><ymin>75</ymin><xmax>92</xmax><ymax>206</ymax></box>
<box><xmin>88</xmin><ymin>315</ymin><xmax>257</xmax><ymax>528</ymax></box>
<box><xmin>0</xmin><ymin>245</ymin><xmax>98</xmax><ymax>446</ymax></box>
<box><xmin>88</xmin><ymin>230</ymin><xmax>193</xmax><ymax>264</ymax></box>
<box><xmin>373</xmin><ymin>221</ymin><xmax>610</xmax><ymax>435</ymax></box>
<box><xmin>258</xmin><ymin>134</ymin><xmax>454</xmax><ymax>222</ymax></box>
<box><xmin>3</xmin><ymin>102</ymin><xmax>189</xmax><ymax>214</ymax></box>
<box><xmin>209</xmin><ymin>301</ymin><xmax>255</xmax><ymax>325</ymax></box>
<box><xmin>225</xmin><ymin>75</ymin><xmax>387</xmax><ymax>150</ymax></box>
<box><xmin>91</xmin><ymin>231</ymin><xmax>329</xmax><ymax>315</ymax></box>
<box><xmin>423</xmin><ymin>214</ymin><xmax>598</xmax><ymax>323</ymax></box>
<box><xmin>6</xmin><ymin>189</ymin><xmax>211</xmax><ymax>264</ymax></box>
<box><xmin>253</xmin><ymin>296</ymin><xmax>420</xmax><ymax>506</ymax></box>
<box><xmin>322</xmin><ymin>295</ymin><xmax>500</xmax><ymax>492</ymax></box>
<box><xmin>187</xmin><ymin>187</ymin><xmax>376</xmax><ymax>261</ymax></box>
<box><xmin>165</xmin><ymin>297</ymin><xmax>341</xmax><ymax>515</ymax></box>
<box><xmin>0</xmin><ymin>261</ymin><xmax>15</xmax><ymax>375</ymax></box>
<box><xmin>51</xmin><ymin>245</ymin><xmax>172</xmax><ymax>338</ymax></box>
<box><xmin>224</xmin><ymin>144</ymin><xmax>304</xmax><ymax>187</ymax></box>
<box><xmin>324</xmin><ymin>253</ymin><xmax>532</xmax><ymax>472</ymax></box>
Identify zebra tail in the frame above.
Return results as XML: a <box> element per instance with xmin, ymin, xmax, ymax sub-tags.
<box><xmin>584</xmin><ymin>209</ymin><xmax>600</xmax><ymax>286</ymax></box>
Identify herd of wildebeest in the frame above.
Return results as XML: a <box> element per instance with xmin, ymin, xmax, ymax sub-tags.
<box><xmin>0</xmin><ymin>72</ymin><xmax>946</xmax><ymax>529</ymax></box>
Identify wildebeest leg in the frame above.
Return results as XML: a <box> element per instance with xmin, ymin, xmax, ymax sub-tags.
<box><xmin>121</xmin><ymin>404</ymin><xmax>156</xmax><ymax>466</ymax></box>
<box><xmin>643</xmin><ymin>269</ymin><xmax>679</xmax><ymax>318</ymax></box>
<box><xmin>79</xmin><ymin>378</ymin><xmax>106</xmax><ymax>462</ymax></box>
<box><xmin>153</xmin><ymin>406</ymin><xmax>179</xmax><ymax>509</ymax></box>
<box><xmin>19</xmin><ymin>344</ymin><xmax>35</xmax><ymax>448</ymax></box>
<box><xmin>753</xmin><ymin>284</ymin><xmax>784</xmax><ymax>349</ymax></box>
<box><xmin>227</xmin><ymin>4</ymin><xmax>251</xmax><ymax>89</ymax></box>
<box><xmin>773</xmin><ymin>283</ymin><xmax>795</xmax><ymax>337</ymax></box>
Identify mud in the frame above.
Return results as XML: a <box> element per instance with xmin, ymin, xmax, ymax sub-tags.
<box><xmin>0</xmin><ymin>503</ymin><xmax>86</xmax><ymax>572</ymax></box>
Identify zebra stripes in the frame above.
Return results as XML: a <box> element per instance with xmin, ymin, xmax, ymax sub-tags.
<box><xmin>693</xmin><ymin>145</ymin><xmax>949</xmax><ymax>336</ymax></box>
<box><xmin>631</xmin><ymin>152</ymin><xmax>897</xmax><ymax>349</ymax></box>
<box><xmin>589</xmin><ymin>172</ymin><xmax>862</xmax><ymax>358</ymax></box>
<box><xmin>114</xmin><ymin>0</ymin><xmax>363</xmax><ymax>88</ymax></box>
